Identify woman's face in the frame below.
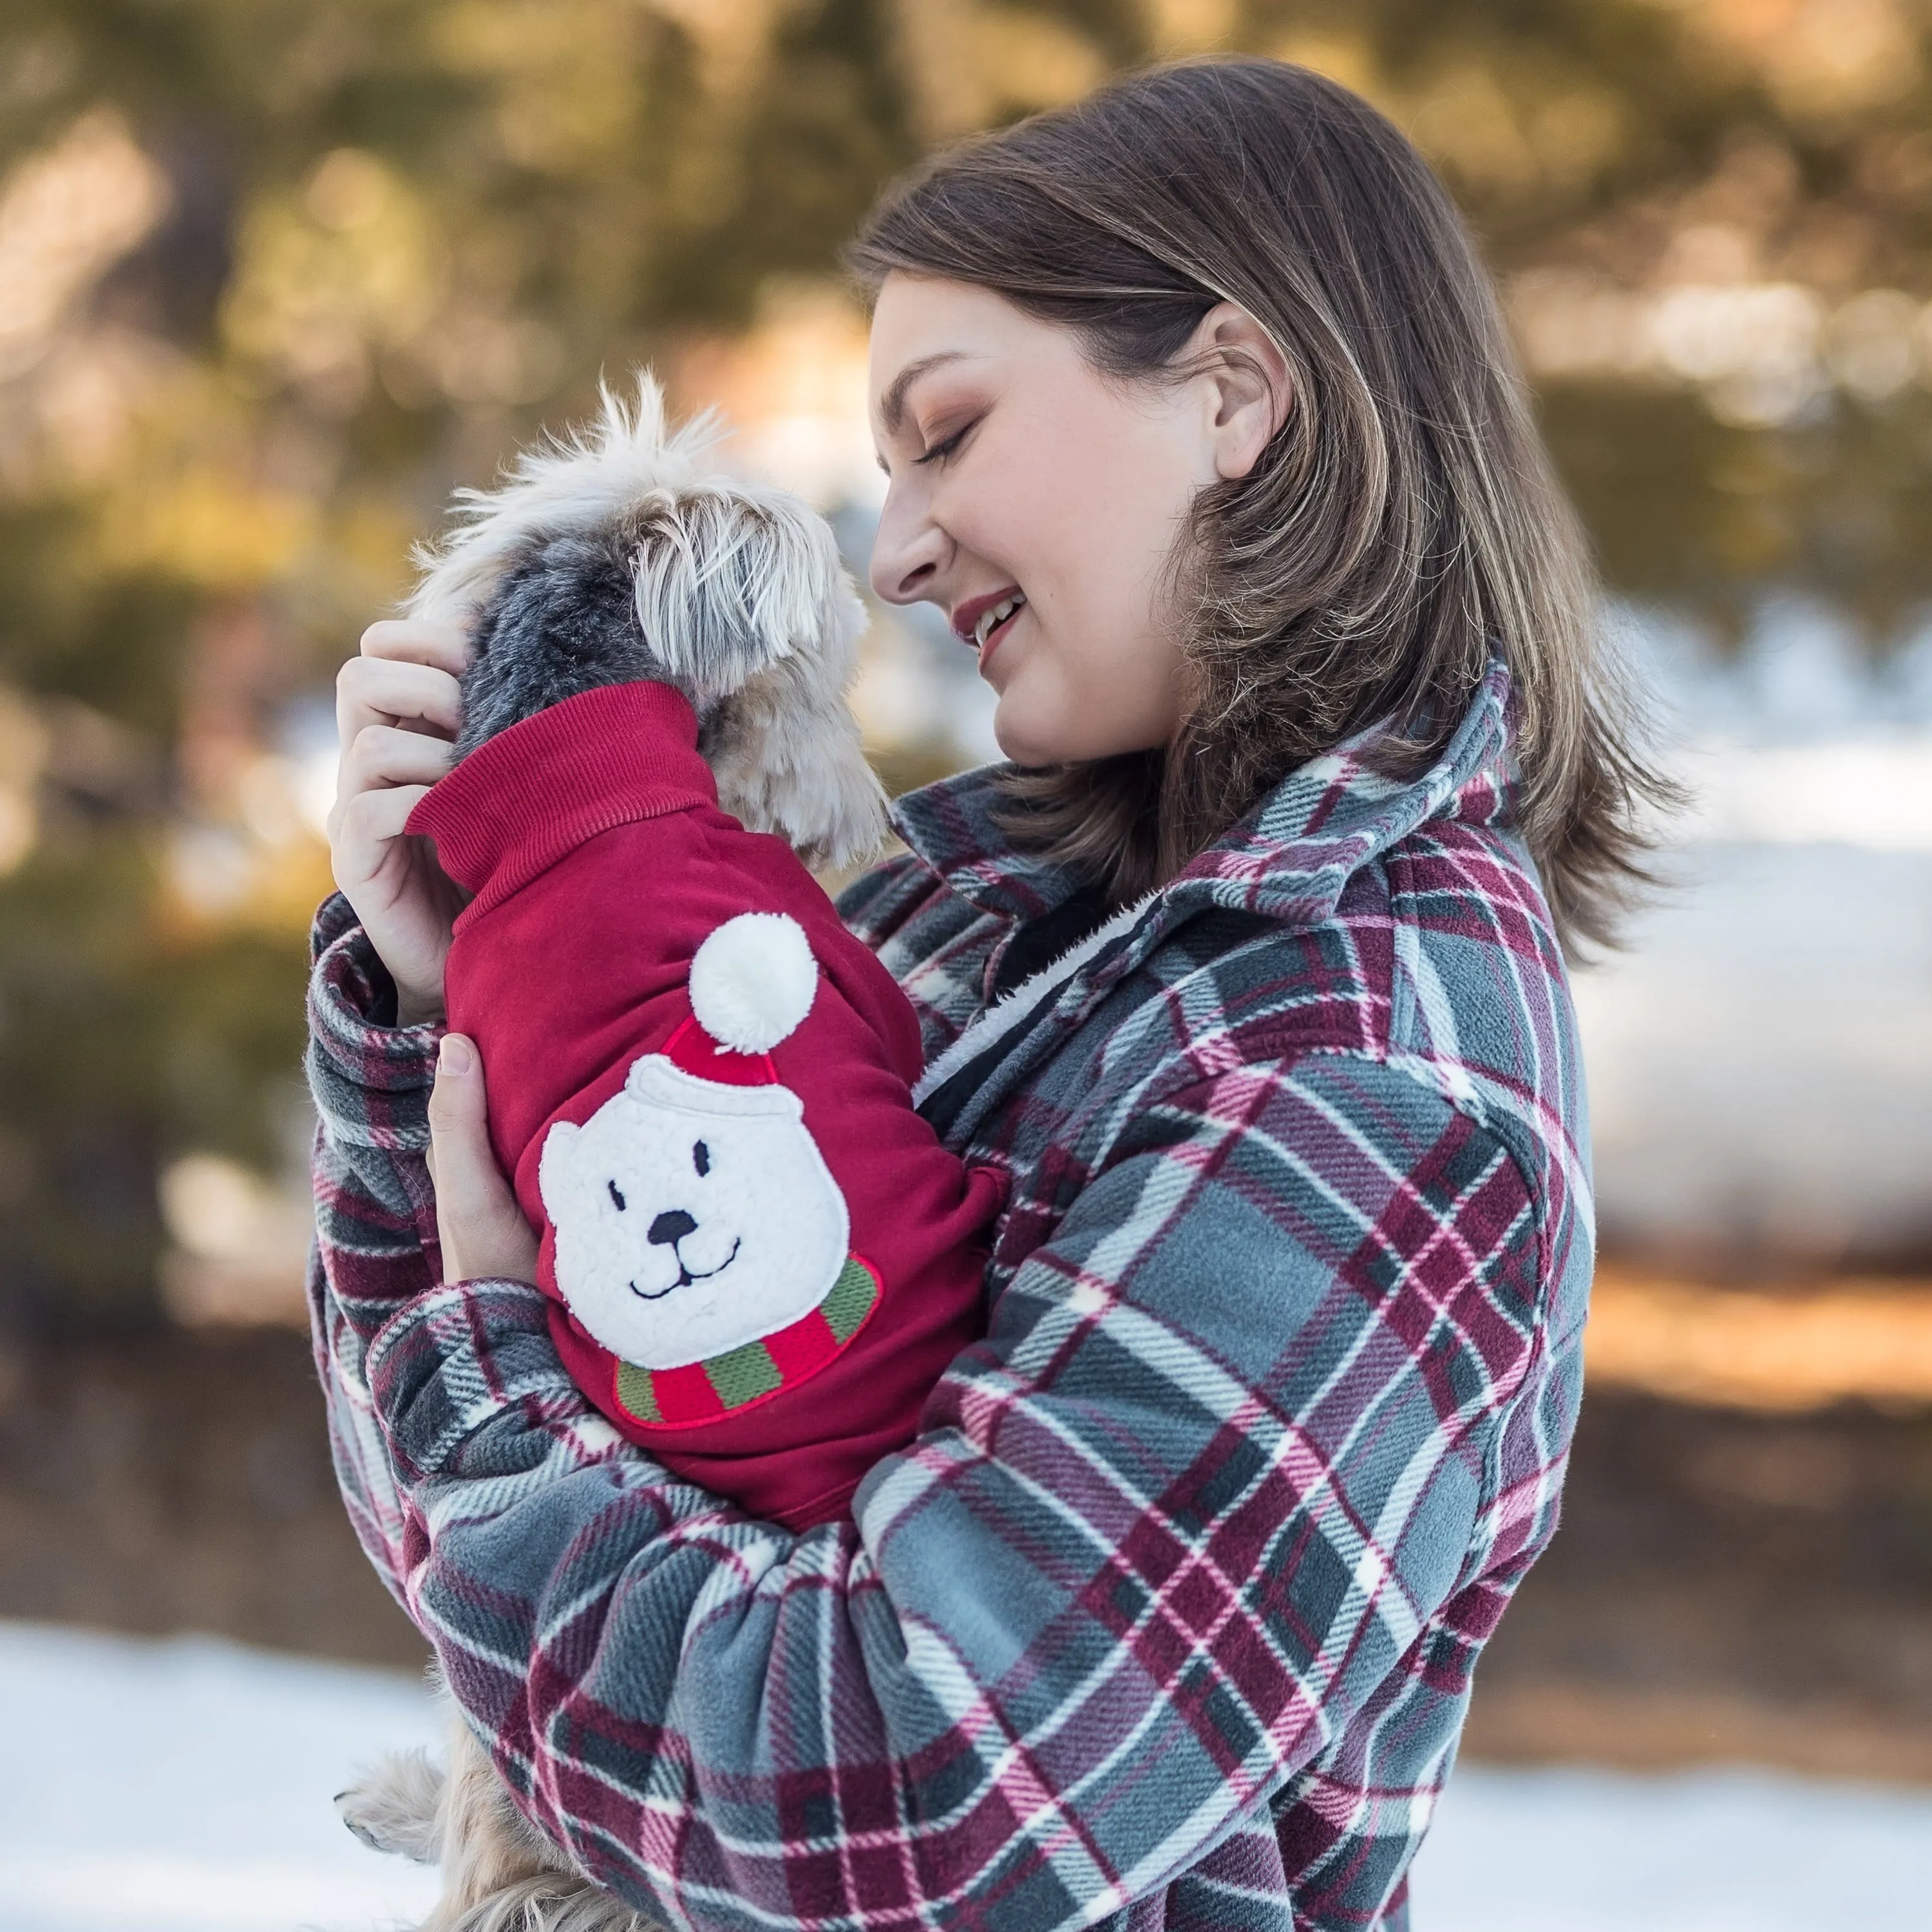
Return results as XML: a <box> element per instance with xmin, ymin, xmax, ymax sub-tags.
<box><xmin>867</xmin><ymin>275</ymin><xmax>1278</xmax><ymax>768</ymax></box>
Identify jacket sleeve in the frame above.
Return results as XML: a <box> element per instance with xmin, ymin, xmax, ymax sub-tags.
<box><xmin>303</xmin><ymin>892</ymin><xmax>452</xmax><ymax>1598</ymax></box>
<box><xmin>356</xmin><ymin>1038</ymin><xmax>1548</xmax><ymax>1929</ymax></box>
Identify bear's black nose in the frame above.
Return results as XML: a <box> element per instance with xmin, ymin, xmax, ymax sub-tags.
<box><xmin>647</xmin><ymin>1209</ymin><xmax>696</xmax><ymax>1247</ymax></box>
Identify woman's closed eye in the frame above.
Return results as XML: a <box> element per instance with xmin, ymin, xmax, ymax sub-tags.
<box><xmin>915</xmin><ymin>418</ymin><xmax>979</xmax><ymax>467</ymax></box>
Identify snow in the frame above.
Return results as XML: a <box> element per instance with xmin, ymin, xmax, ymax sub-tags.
<box><xmin>2</xmin><ymin>1622</ymin><xmax>1928</xmax><ymax>1931</ymax></box>
<box><xmin>1411</xmin><ymin>1759</ymin><xmax>1932</xmax><ymax>1931</ymax></box>
<box><xmin>0</xmin><ymin>1623</ymin><xmax>439</xmax><ymax>1932</ymax></box>
<box><xmin>1572</xmin><ymin>600</ymin><xmax>1932</xmax><ymax>1258</ymax></box>
<box><xmin>1575</xmin><ymin>839</ymin><xmax>1932</xmax><ymax>1256</ymax></box>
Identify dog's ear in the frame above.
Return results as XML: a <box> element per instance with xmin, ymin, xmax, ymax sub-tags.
<box><xmin>700</xmin><ymin>573</ymin><xmax>889</xmax><ymax>873</ymax></box>
<box><xmin>633</xmin><ymin>486</ymin><xmax>858</xmax><ymax>706</ymax></box>
<box><xmin>637</xmin><ymin>488</ymin><xmax>888</xmax><ymax>869</ymax></box>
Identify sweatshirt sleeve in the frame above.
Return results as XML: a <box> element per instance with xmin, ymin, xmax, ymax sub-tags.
<box><xmin>355</xmin><ymin>1045</ymin><xmax>1552</xmax><ymax>1931</ymax></box>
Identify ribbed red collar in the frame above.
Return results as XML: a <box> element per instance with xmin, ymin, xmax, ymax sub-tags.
<box><xmin>407</xmin><ymin>681</ymin><xmax>715</xmax><ymax>922</ymax></box>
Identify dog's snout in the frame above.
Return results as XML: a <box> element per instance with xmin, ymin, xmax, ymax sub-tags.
<box><xmin>647</xmin><ymin>1209</ymin><xmax>697</xmax><ymax>1247</ymax></box>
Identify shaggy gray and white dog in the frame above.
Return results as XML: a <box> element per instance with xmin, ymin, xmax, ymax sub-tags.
<box><xmin>421</xmin><ymin>370</ymin><xmax>884</xmax><ymax>860</ymax></box>
<box><xmin>336</xmin><ymin>375</ymin><xmax>887</xmax><ymax>1932</ymax></box>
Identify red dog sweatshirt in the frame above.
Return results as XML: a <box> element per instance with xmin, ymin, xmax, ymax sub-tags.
<box><xmin>406</xmin><ymin>681</ymin><xmax>1003</xmax><ymax>1530</ymax></box>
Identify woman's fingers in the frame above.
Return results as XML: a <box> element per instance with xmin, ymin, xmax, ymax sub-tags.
<box><xmin>329</xmin><ymin>782</ymin><xmax>432</xmax><ymax>894</ymax></box>
<box><xmin>360</xmin><ymin>618</ymin><xmax>470</xmax><ymax>676</ymax></box>
<box><xmin>336</xmin><ymin>721</ymin><xmax>455</xmax><ymax>805</ymax></box>
<box><xmin>336</xmin><ymin>620</ymin><xmax>468</xmax><ymax>761</ymax></box>
<box><xmin>325</xmin><ymin>618</ymin><xmax>471</xmax><ymax>1021</ymax></box>
<box><xmin>336</xmin><ymin>654</ymin><xmax>464</xmax><ymax>748</ymax></box>
<box><xmin>427</xmin><ymin>1034</ymin><xmax>540</xmax><ymax>1285</ymax></box>
<box><xmin>327</xmin><ymin>721</ymin><xmax>450</xmax><ymax>853</ymax></box>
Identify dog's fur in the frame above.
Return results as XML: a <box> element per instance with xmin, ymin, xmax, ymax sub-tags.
<box><xmin>337</xmin><ymin>375</ymin><xmax>889</xmax><ymax>1929</ymax></box>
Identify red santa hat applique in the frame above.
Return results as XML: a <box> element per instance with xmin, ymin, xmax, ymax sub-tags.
<box><xmin>659</xmin><ymin>910</ymin><xmax>820</xmax><ymax>1086</ymax></box>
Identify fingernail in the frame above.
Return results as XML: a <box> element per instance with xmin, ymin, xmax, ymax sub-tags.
<box><xmin>439</xmin><ymin>1034</ymin><xmax>473</xmax><ymax>1075</ymax></box>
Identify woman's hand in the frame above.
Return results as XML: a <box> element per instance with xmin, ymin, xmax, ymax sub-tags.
<box><xmin>328</xmin><ymin>619</ymin><xmax>469</xmax><ymax>1025</ymax></box>
<box><xmin>427</xmin><ymin>1034</ymin><xmax>540</xmax><ymax>1283</ymax></box>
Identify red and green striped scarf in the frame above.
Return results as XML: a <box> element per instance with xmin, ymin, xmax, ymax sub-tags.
<box><xmin>611</xmin><ymin>1254</ymin><xmax>881</xmax><ymax>1428</ymax></box>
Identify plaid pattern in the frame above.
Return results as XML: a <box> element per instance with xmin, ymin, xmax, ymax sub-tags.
<box><xmin>306</xmin><ymin>659</ymin><xmax>1591</xmax><ymax>1931</ymax></box>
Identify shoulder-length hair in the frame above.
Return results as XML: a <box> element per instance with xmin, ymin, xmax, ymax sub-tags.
<box><xmin>846</xmin><ymin>57</ymin><xmax>1674</xmax><ymax>956</ymax></box>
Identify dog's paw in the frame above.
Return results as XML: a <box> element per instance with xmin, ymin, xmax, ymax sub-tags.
<box><xmin>336</xmin><ymin>1747</ymin><xmax>446</xmax><ymax>1863</ymax></box>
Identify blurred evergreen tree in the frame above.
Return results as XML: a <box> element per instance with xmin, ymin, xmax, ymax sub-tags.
<box><xmin>0</xmin><ymin>0</ymin><xmax>1926</xmax><ymax>1325</ymax></box>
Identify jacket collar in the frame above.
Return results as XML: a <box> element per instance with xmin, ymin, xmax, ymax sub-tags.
<box><xmin>891</xmin><ymin>658</ymin><xmax>1520</xmax><ymax>933</ymax></box>
<box><xmin>896</xmin><ymin>661</ymin><xmax>1522</xmax><ymax>1150</ymax></box>
<box><xmin>885</xmin><ymin>781</ymin><xmax>1076</xmax><ymax>926</ymax></box>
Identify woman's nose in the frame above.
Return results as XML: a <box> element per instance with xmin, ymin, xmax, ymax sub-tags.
<box><xmin>868</xmin><ymin>490</ymin><xmax>947</xmax><ymax>607</ymax></box>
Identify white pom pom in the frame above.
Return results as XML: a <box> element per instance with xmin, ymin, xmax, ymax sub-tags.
<box><xmin>688</xmin><ymin>913</ymin><xmax>818</xmax><ymax>1053</ymax></box>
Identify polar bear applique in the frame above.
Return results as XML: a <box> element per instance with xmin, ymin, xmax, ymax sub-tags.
<box><xmin>537</xmin><ymin>913</ymin><xmax>879</xmax><ymax>1425</ymax></box>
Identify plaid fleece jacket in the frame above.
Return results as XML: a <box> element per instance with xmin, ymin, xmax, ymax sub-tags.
<box><xmin>305</xmin><ymin>659</ymin><xmax>1593</xmax><ymax>1932</ymax></box>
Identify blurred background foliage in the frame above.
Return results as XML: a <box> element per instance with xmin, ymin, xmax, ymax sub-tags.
<box><xmin>1</xmin><ymin>0</ymin><xmax>1929</xmax><ymax>1329</ymax></box>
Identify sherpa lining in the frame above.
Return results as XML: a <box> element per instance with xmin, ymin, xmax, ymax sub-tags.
<box><xmin>910</xmin><ymin>892</ymin><xmax>1159</xmax><ymax>1108</ymax></box>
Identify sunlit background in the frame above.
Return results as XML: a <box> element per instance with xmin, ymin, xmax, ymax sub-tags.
<box><xmin>0</xmin><ymin>4</ymin><xmax>1928</xmax><ymax>1927</ymax></box>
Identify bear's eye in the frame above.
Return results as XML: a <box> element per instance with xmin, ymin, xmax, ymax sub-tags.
<box><xmin>607</xmin><ymin>1180</ymin><xmax>626</xmax><ymax>1211</ymax></box>
<box><xmin>692</xmin><ymin>1140</ymin><xmax>710</xmax><ymax>1177</ymax></box>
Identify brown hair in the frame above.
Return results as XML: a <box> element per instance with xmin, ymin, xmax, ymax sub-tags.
<box><xmin>846</xmin><ymin>57</ymin><xmax>1675</xmax><ymax>955</ymax></box>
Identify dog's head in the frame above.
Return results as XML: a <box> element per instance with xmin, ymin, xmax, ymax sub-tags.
<box><xmin>408</xmin><ymin>374</ymin><xmax>887</xmax><ymax>872</ymax></box>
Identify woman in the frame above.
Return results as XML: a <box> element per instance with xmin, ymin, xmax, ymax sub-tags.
<box><xmin>312</xmin><ymin>59</ymin><xmax>1665</xmax><ymax>1931</ymax></box>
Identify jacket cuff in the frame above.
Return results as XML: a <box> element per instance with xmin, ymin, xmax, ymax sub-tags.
<box><xmin>306</xmin><ymin>892</ymin><xmax>442</xmax><ymax>1149</ymax></box>
<box><xmin>366</xmin><ymin>1278</ymin><xmax>626</xmax><ymax>1484</ymax></box>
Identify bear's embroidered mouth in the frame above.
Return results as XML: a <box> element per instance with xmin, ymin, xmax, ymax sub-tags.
<box><xmin>629</xmin><ymin>1236</ymin><xmax>742</xmax><ymax>1300</ymax></box>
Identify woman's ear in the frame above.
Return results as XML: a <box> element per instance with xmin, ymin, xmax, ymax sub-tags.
<box><xmin>1192</xmin><ymin>301</ymin><xmax>1291</xmax><ymax>482</ymax></box>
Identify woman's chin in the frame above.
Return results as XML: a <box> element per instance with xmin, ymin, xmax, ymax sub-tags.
<box><xmin>993</xmin><ymin>706</ymin><xmax>1159</xmax><ymax>770</ymax></box>
<box><xmin>988</xmin><ymin>674</ymin><xmax>1072</xmax><ymax>766</ymax></box>
<box><xmin>989</xmin><ymin>673</ymin><xmax>1160</xmax><ymax>768</ymax></box>
<box><xmin>989</xmin><ymin>709</ymin><xmax>1055</xmax><ymax>768</ymax></box>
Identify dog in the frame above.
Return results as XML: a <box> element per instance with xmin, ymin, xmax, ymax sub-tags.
<box><xmin>419</xmin><ymin>374</ymin><xmax>884</xmax><ymax>866</ymax></box>
<box><xmin>336</xmin><ymin>375</ymin><xmax>893</xmax><ymax>1932</ymax></box>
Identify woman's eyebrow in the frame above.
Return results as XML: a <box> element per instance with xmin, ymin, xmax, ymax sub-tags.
<box><xmin>876</xmin><ymin>351</ymin><xmax>970</xmax><ymax>437</ymax></box>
